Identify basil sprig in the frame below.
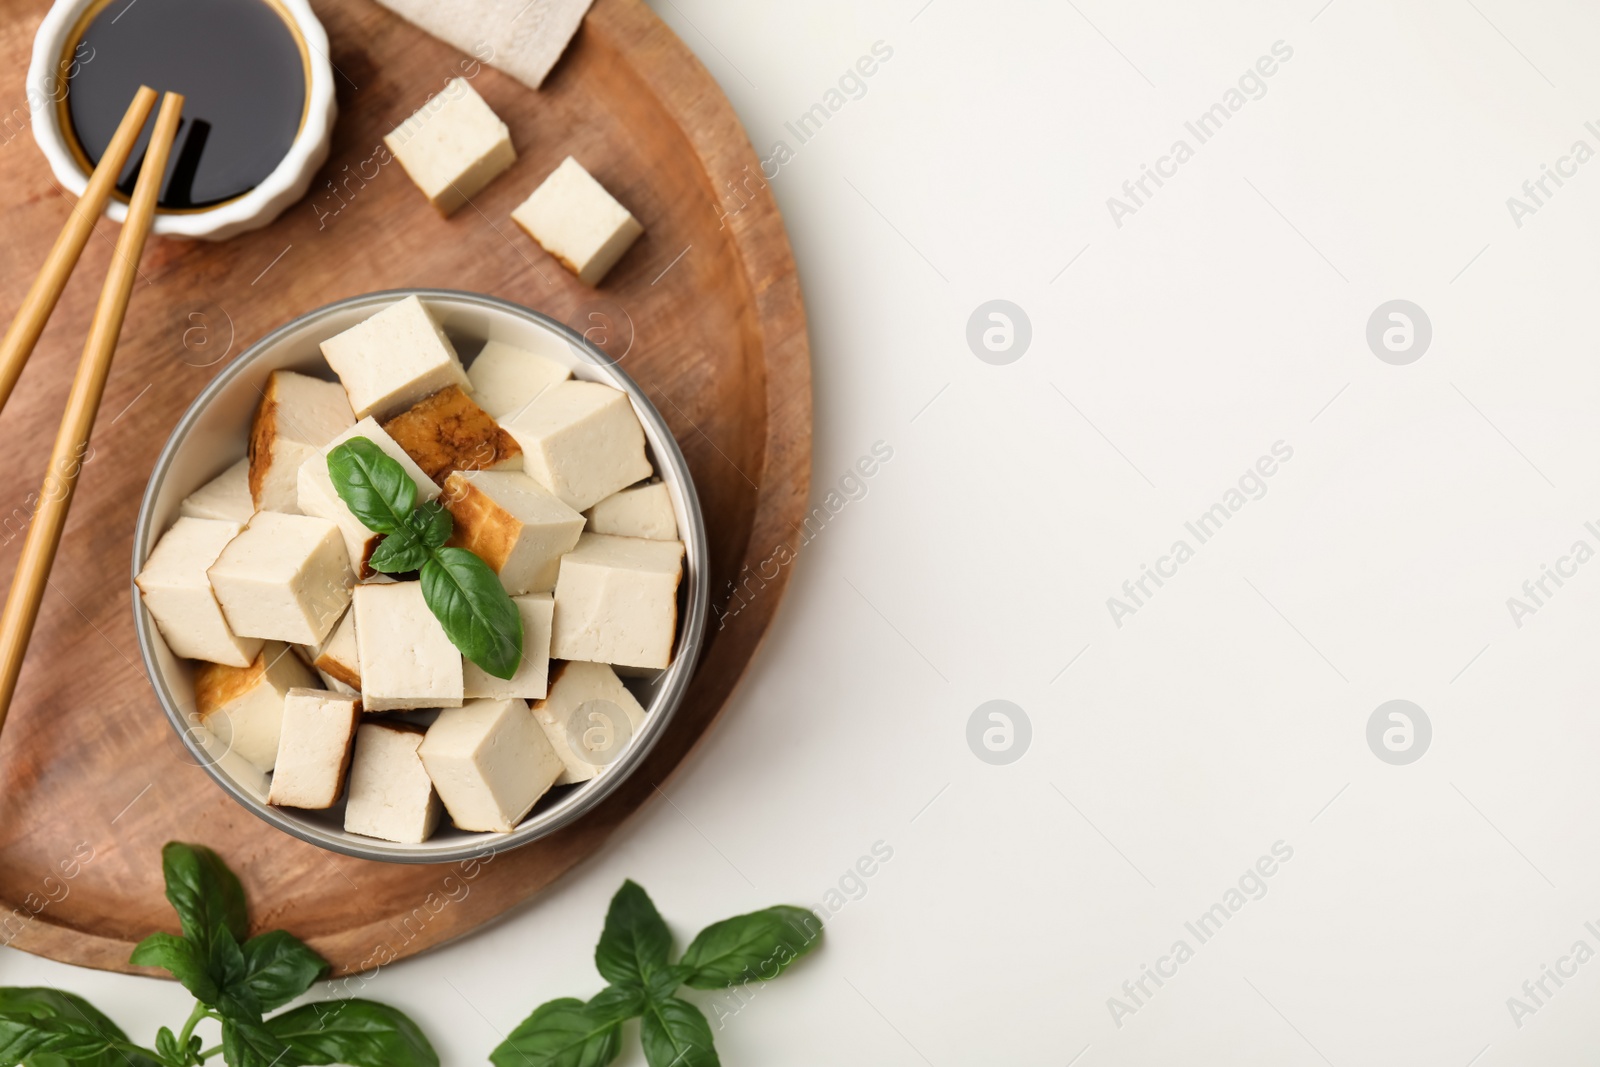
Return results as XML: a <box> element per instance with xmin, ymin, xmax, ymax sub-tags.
<box><xmin>492</xmin><ymin>881</ymin><xmax>822</xmax><ymax>1067</ymax></box>
<box><xmin>0</xmin><ymin>842</ymin><xmax>437</xmax><ymax>1067</ymax></box>
<box><xmin>327</xmin><ymin>438</ymin><xmax>523</xmax><ymax>679</ymax></box>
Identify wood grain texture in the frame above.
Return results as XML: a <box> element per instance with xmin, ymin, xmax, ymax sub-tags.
<box><xmin>0</xmin><ymin>0</ymin><xmax>810</xmax><ymax>975</ymax></box>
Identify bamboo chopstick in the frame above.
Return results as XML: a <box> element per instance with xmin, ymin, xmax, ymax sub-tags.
<box><xmin>0</xmin><ymin>90</ymin><xmax>185</xmax><ymax>731</ymax></box>
<box><xmin>0</xmin><ymin>85</ymin><xmax>158</xmax><ymax>418</ymax></box>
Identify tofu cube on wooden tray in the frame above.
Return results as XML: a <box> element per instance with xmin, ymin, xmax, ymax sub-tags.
<box><xmin>134</xmin><ymin>294</ymin><xmax>685</xmax><ymax>845</ymax></box>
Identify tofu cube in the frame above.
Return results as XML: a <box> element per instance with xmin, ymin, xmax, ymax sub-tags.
<box><xmin>464</xmin><ymin>593</ymin><xmax>552</xmax><ymax>700</ymax></box>
<box><xmin>136</xmin><ymin>518</ymin><xmax>263</xmax><ymax>667</ymax></box>
<box><xmin>297</xmin><ymin>418</ymin><xmax>441</xmax><ymax>579</ymax></box>
<box><xmin>501</xmin><ymin>381</ymin><xmax>652</xmax><ymax>511</ymax></box>
<box><xmin>352</xmin><ymin>582</ymin><xmax>463</xmax><ymax>712</ymax></box>
<box><xmin>312</xmin><ymin>607</ymin><xmax>360</xmax><ymax>691</ymax></box>
<box><xmin>442</xmin><ymin>470</ymin><xmax>583</xmax><ymax>595</ymax></box>
<box><xmin>467</xmin><ymin>340</ymin><xmax>571</xmax><ymax>419</ymax></box>
<box><xmin>178</xmin><ymin>458</ymin><xmax>254</xmax><ymax>524</ymax></box>
<box><xmin>418</xmin><ymin>697</ymin><xmax>563</xmax><ymax>832</ymax></box>
<box><xmin>208</xmin><ymin>512</ymin><xmax>354</xmax><ymax>646</ymax></box>
<box><xmin>344</xmin><ymin>723</ymin><xmax>441</xmax><ymax>844</ymax></box>
<box><xmin>195</xmin><ymin>642</ymin><xmax>315</xmax><ymax>772</ymax></box>
<box><xmin>532</xmin><ymin>661</ymin><xmax>647</xmax><ymax>785</ymax></box>
<box><xmin>384</xmin><ymin>78</ymin><xmax>516</xmax><ymax>217</ymax></box>
<box><xmin>551</xmin><ymin>534</ymin><xmax>683</xmax><ymax>669</ymax></box>
<box><xmin>584</xmin><ymin>482</ymin><xmax>677</xmax><ymax>541</ymax></box>
<box><xmin>248</xmin><ymin>371</ymin><xmax>356</xmax><ymax>514</ymax></box>
<box><xmin>511</xmin><ymin>157</ymin><xmax>643</xmax><ymax>286</ymax></box>
<box><xmin>381</xmin><ymin>384</ymin><xmax>522</xmax><ymax>484</ymax></box>
<box><xmin>268</xmin><ymin>688</ymin><xmax>360</xmax><ymax>809</ymax></box>
<box><xmin>320</xmin><ymin>295</ymin><xmax>470</xmax><ymax>420</ymax></box>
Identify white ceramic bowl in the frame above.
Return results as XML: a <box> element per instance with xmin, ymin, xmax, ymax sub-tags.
<box><xmin>133</xmin><ymin>290</ymin><xmax>709</xmax><ymax>862</ymax></box>
<box><xmin>27</xmin><ymin>0</ymin><xmax>336</xmax><ymax>240</ymax></box>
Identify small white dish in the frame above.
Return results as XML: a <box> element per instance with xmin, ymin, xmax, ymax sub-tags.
<box><xmin>26</xmin><ymin>0</ymin><xmax>336</xmax><ymax>240</ymax></box>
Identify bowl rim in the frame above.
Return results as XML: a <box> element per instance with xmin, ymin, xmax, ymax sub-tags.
<box><xmin>26</xmin><ymin>0</ymin><xmax>337</xmax><ymax>239</ymax></box>
<box><xmin>131</xmin><ymin>288</ymin><xmax>710</xmax><ymax>863</ymax></box>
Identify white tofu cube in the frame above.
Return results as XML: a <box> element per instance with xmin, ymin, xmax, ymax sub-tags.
<box><xmin>248</xmin><ymin>371</ymin><xmax>356</xmax><ymax>514</ymax></box>
<box><xmin>532</xmin><ymin>661</ymin><xmax>647</xmax><ymax>785</ymax></box>
<box><xmin>178</xmin><ymin>458</ymin><xmax>254</xmax><ymax>524</ymax></box>
<box><xmin>418</xmin><ymin>697</ymin><xmax>563</xmax><ymax>832</ymax></box>
<box><xmin>501</xmin><ymin>381</ymin><xmax>651</xmax><ymax>511</ymax></box>
<box><xmin>467</xmin><ymin>340</ymin><xmax>571</xmax><ymax>419</ymax></box>
<box><xmin>584</xmin><ymin>482</ymin><xmax>677</xmax><ymax>541</ymax></box>
<box><xmin>464</xmin><ymin>593</ymin><xmax>552</xmax><ymax>700</ymax></box>
<box><xmin>268</xmin><ymin>688</ymin><xmax>360</xmax><ymax>809</ymax></box>
<box><xmin>352</xmin><ymin>582</ymin><xmax>463</xmax><ymax>712</ymax></box>
<box><xmin>136</xmin><ymin>518</ymin><xmax>263</xmax><ymax>667</ymax></box>
<box><xmin>195</xmin><ymin>642</ymin><xmax>315</xmax><ymax>772</ymax></box>
<box><xmin>442</xmin><ymin>470</ymin><xmax>583</xmax><ymax>595</ymax></box>
<box><xmin>312</xmin><ymin>607</ymin><xmax>360</xmax><ymax>690</ymax></box>
<box><xmin>511</xmin><ymin>157</ymin><xmax>644</xmax><ymax>286</ymax></box>
<box><xmin>297</xmin><ymin>418</ymin><xmax>441</xmax><ymax>578</ymax></box>
<box><xmin>384</xmin><ymin>78</ymin><xmax>516</xmax><ymax>217</ymax></box>
<box><xmin>551</xmin><ymin>534</ymin><xmax>683</xmax><ymax>669</ymax></box>
<box><xmin>344</xmin><ymin>723</ymin><xmax>441</xmax><ymax>844</ymax></box>
<box><xmin>320</xmin><ymin>295</ymin><xmax>470</xmax><ymax>420</ymax></box>
<box><xmin>208</xmin><ymin>512</ymin><xmax>354</xmax><ymax>646</ymax></box>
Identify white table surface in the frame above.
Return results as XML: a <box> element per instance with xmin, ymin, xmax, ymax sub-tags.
<box><xmin>12</xmin><ymin>0</ymin><xmax>1600</xmax><ymax>1062</ymax></box>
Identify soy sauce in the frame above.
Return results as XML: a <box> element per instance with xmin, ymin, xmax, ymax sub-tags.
<box><xmin>65</xmin><ymin>0</ymin><xmax>307</xmax><ymax>210</ymax></box>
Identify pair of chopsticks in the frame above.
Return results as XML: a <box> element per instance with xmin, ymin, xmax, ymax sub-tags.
<box><xmin>0</xmin><ymin>86</ymin><xmax>185</xmax><ymax>731</ymax></box>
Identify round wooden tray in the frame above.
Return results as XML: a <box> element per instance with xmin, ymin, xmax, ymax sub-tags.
<box><xmin>0</xmin><ymin>0</ymin><xmax>809</xmax><ymax>974</ymax></box>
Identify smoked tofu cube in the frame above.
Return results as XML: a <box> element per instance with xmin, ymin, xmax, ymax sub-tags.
<box><xmin>466</xmin><ymin>340</ymin><xmax>570</xmax><ymax>419</ymax></box>
<box><xmin>136</xmin><ymin>518</ymin><xmax>263</xmax><ymax>667</ymax></box>
<box><xmin>501</xmin><ymin>381</ymin><xmax>652</xmax><ymax>511</ymax></box>
<box><xmin>297</xmin><ymin>418</ymin><xmax>440</xmax><ymax>578</ymax></box>
<box><xmin>320</xmin><ymin>295</ymin><xmax>471</xmax><ymax>420</ymax></box>
<box><xmin>418</xmin><ymin>697</ymin><xmax>563</xmax><ymax>832</ymax></box>
<box><xmin>247</xmin><ymin>371</ymin><xmax>356</xmax><ymax>514</ymax></box>
<box><xmin>442</xmin><ymin>470</ymin><xmax>583</xmax><ymax>595</ymax></box>
<box><xmin>384</xmin><ymin>78</ymin><xmax>516</xmax><ymax>217</ymax></box>
<box><xmin>381</xmin><ymin>385</ymin><xmax>522</xmax><ymax>484</ymax></box>
<box><xmin>532</xmin><ymin>661</ymin><xmax>647</xmax><ymax>785</ymax></box>
<box><xmin>464</xmin><ymin>593</ymin><xmax>552</xmax><ymax>700</ymax></box>
<box><xmin>268</xmin><ymin>688</ymin><xmax>360</xmax><ymax>809</ymax></box>
<box><xmin>551</xmin><ymin>534</ymin><xmax>683</xmax><ymax>669</ymax></box>
<box><xmin>344</xmin><ymin>723</ymin><xmax>441</xmax><ymax>844</ymax></box>
<box><xmin>352</xmin><ymin>583</ymin><xmax>463</xmax><ymax>712</ymax></box>
<box><xmin>511</xmin><ymin>157</ymin><xmax>643</xmax><ymax>286</ymax></box>
<box><xmin>208</xmin><ymin>512</ymin><xmax>354</xmax><ymax>646</ymax></box>
<box><xmin>178</xmin><ymin>458</ymin><xmax>254</xmax><ymax>524</ymax></box>
<box><xmin>195</xmin><ymin>642</ymin><xmax>315</xmax><ymax>772</ymax></box>
<box><xmin>584</xmin><ymin>482</ymin><xmax>677</xmax><ymax>541</ymax></box>
<box><xmin>312</xmin><ymin>607</ymin><xmax>360</xmax><ymax>690</ymax></box>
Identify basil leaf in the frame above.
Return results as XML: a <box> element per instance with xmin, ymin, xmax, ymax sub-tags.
<box><xmin>221</xmin><ymin>1018</ymin><xmax>295</xmax><ymax>1067</ymax></box>
<box><xmin>489</xmin><ymin>998</ymin><xmax>621</xmax><ymax>1067</ymax></box>
<box><xmin>645</xmin><ymin>964</ymin><xmax>690</xmax><ymax>1003</ymax></box>
<box><xmin>0</xmin><ymin>989</ymin><xmax>159</xmax><ymax>1067</ymax></box>
<box><xmin>639</xmin><ymin>998</ymin><xmax>719</xmax><ymax>1067</ymax></box>
<box><xmin>239</xmin><ymin>930</ymin><xmax>327</xmax><ymax>1013</ymax></box>
<box><xmin>679</xmin><ymin>906</ymin><xmax>822</xmax><ymax>989</ymax></box>
<box><xmin>327</xmin><ymin>438</ymin><xmax>417</xmax><ymax>535</ymax></box>
<box><xmin>593</xmin><ymin>881</ymin><xmax>672</xmax><ymax>991</ymax></box>
<box><xmin>367</xmin><ymin>528</ymin><xmax>429</xmax><ymax>574</ymax></box>
<box><xmin>586</xmin><ymin>985</ymin><xmax>646</xmax><ymax>1025</ymax></box>
<box><xmin>206</xmin><ymin>925</ymin><xmax>261</xmax><ymax>1022</ymax></box>
<box><xmin>410</xmin><ymin>500</ymin><xmax>453</xmax><ymax>550</ymax></box>
<box><xmin>160</xmin><ymin>843</ymin><xmax>248</xmax><ymax>952</ymax></box>
<box><xmin>420</xmin><ymin>548</ymin><xmax>522</xmax><ymax>679</ymax></box>
<box><xmin>129</xmin><ymin>932</ymin><xmax>219</xmax><ymax>1005</ymax></box>
<box><xmin>265</xmin><ymin>1000</ymin><xmax>438</xmax><ymax>1067</ymax></box>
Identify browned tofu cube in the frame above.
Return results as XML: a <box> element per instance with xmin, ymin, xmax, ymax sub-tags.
<box><xmin>381</xmin><ymin>385</ymin><xmax>522</xmax><ymax>486</ymax></box>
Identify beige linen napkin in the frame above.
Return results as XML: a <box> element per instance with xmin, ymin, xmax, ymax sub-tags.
<box><xmin>373</xmin><ymin>0</ymin><xmax>596</xmax><ymax>88</ymax></box>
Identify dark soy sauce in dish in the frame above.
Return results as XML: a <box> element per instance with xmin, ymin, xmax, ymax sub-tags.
<box><xmin>66</xmin><ymin>0</ymin><xmax>307</xmax><ymax>210</ymax></box>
